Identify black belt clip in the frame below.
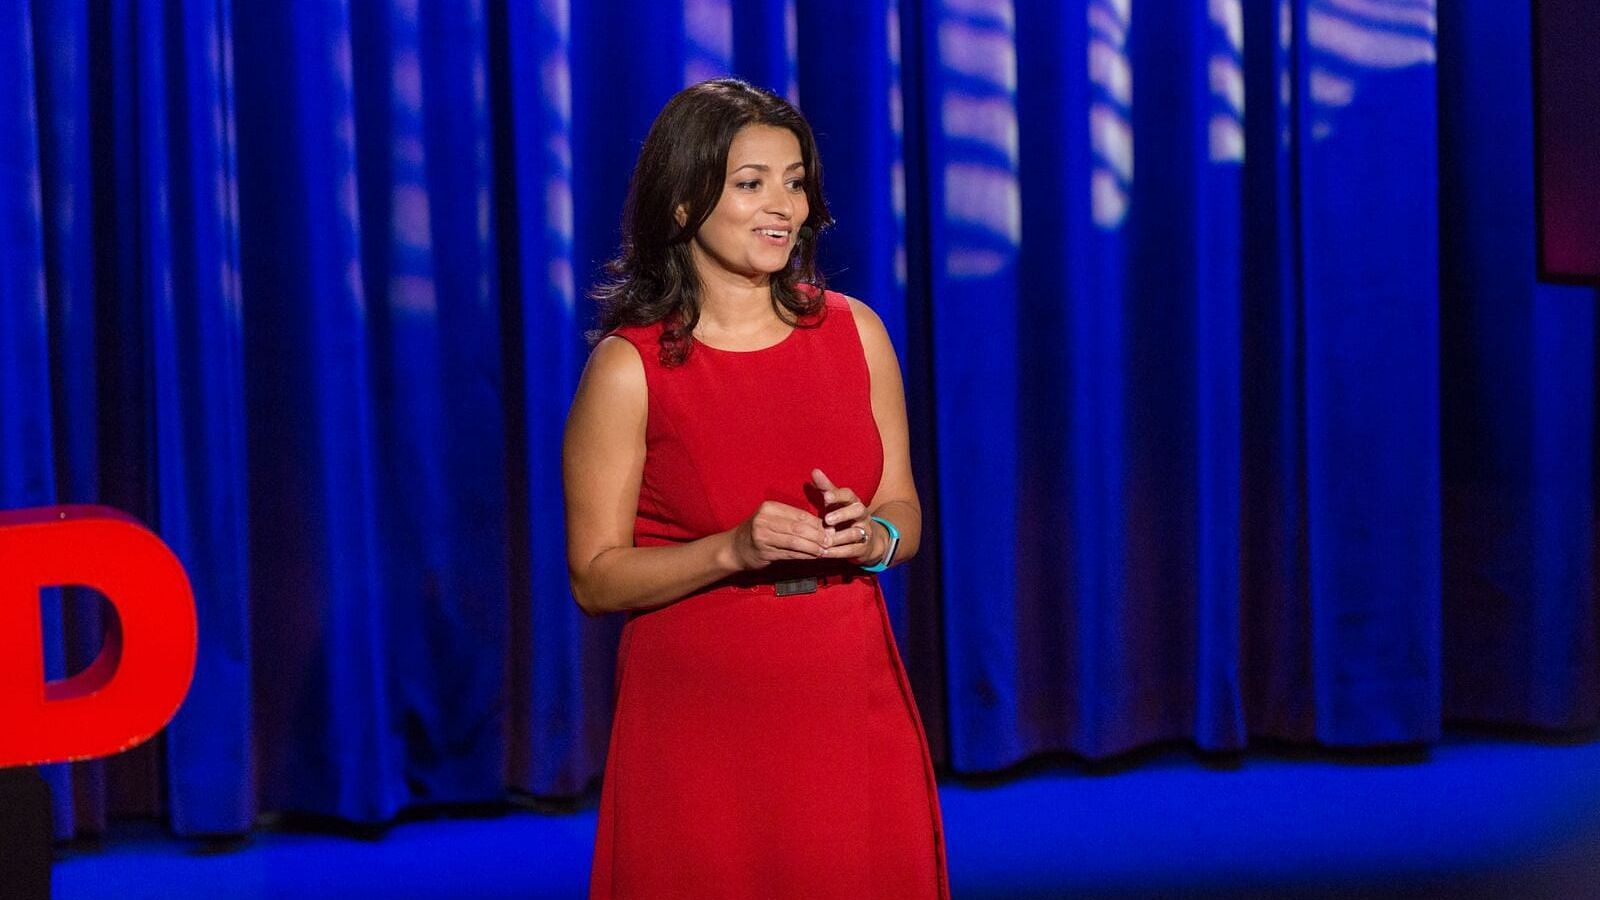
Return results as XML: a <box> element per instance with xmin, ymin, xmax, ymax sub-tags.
<box><xmin>774</xmin><ymin>576</ymin><xmax>819</xmax><ymax>596</ymax></box>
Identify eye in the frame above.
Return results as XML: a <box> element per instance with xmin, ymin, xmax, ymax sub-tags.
<box><xmin>786</xmin><ymin>178</ymin><xmax>806</xmax><ymax>192</ymax></box>
<box><xmin>736</xmin><ymin>179</ymin><xmax>760</xmax><ymax>190</ymax></box>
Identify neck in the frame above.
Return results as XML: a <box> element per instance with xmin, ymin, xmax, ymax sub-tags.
<box><xmin>698</xmin><ymin>286</ymin><xmax>774</xmax><ymax>332</ymax></box>
<box><xmin>693</xmin><ymin>256</ymin><xmax>777</xmax><ymax>334</ymax></box>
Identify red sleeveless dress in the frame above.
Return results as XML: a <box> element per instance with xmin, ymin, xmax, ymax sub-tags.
<box><xmin>590</xmin><ymin>292</ymin><xmax>949</xmax><ymax>899</ymax></box>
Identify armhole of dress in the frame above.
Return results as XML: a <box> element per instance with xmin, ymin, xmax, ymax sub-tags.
<box><xmin>832</xmin><ymin>295</ymin><xmax>873</xmax><ymax>385</ymax></box>
<box><xmin>607</xmin><ymin>327</ymin><xmax>733</xmax><ymax>536</ymax></box>
<box><xmin>835</xmin><ymin>296</ymin><xmax>888</xmax><ymax>503</ymax></box>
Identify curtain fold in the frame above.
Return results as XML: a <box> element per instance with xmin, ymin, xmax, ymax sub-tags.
<box><xmin>1239</xmin><ymin>0</ymin><xmax>1313</xmax><ymax>746</ymax></box>
<box><xmin>1295</xmin><ymin>0</ymin><xmax>1443</xmax><ymax>746</ymax></box>
<box><xmin>1438</xmin><ymin>0</ymin><xmax>1600</xmax><ymax>730</ymax></box>
<box><xmin>235</xmin><ymin>0</ymin><xmax>401</xmax><ymax>824</ymax></box>
<box><xmin>500</xmin><ymin>0</ymin><xmax>612</xmax><ymax>798</ymax></box>
<box><xmin>2</xmin><ymin>0</ymin><xmax>1596</xmax><ymax>839</ymax></box>
<box><xmin>141</xmin><ymin>0</ymin><xmax>253</xmax><ymax>836</ymax></box>
<box><xmin>920</xmin><ymin>0</ymin><xmax>1027</xmax><ymax>769</ymax></box>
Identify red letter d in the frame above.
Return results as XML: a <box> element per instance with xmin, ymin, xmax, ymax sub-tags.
<box><xmin>0</xmin><ymin>506</ymin><xmax>198</xmax><ymax>767</ymax></box>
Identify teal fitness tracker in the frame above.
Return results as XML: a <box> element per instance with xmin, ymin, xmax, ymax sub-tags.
<box><xmin>862</xmin><ymin>515</ymin><xmax>900</xmax><ymax>573</ymax></box>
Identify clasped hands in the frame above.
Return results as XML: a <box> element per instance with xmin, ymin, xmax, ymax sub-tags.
<box><xmin>729</xmin><ymin>468</ymin><xmax>882</xmax><ymax>570</ymax></box>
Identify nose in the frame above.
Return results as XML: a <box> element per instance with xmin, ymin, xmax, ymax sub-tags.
<box><xmin>764</xmin><ymin>184</ymin><xmax>794</xmax><ymax>220</ymax></box>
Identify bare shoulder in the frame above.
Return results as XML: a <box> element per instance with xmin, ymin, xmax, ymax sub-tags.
<box><xmin>841</xmin><ymin>294</ymin><xmax>884</xmax><ymax>331</ymax></box>
<box><xmin>571</xmin><ymin>335</ymin><xmax>647</xmax><ymax>426</ymax></box>
<box><xmin>582</xmin><ymin>335</ymin><xmax>645</xmax><ymax>390</ymax></box>
<box><xmin>841</xmin><ymin>295</ymin><xmax>899</xmax><ymax>369</ymax></box>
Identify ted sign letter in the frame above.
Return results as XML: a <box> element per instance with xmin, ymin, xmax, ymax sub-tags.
<box><xmin>0</xmin><ymin>506</ymin><xmax>198</xmax><ymax>767</ymax></box>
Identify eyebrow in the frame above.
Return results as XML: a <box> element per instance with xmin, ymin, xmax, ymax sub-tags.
<box><xmin>730</xmin><ymin>162</ymin><xmax>806</xmax><ymax>174</ymax></box>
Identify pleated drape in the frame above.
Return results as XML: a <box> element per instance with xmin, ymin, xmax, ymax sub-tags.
<box><xmin>1</xmin><ymin>0</ymin><xmax>1595</xmax><ymax>839</ymax></box>
<box><xmin>1438</xmin><ymin>0</ymin><xmax>1600</xmax><ymax>729</ymax></box>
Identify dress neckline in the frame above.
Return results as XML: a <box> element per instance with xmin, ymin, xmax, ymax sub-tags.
<box><xmin>690</xmin><ymin>322</ymin><xmax>799</xmax><ymax>354</ymax></box>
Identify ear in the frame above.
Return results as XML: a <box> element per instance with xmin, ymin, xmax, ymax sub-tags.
<box><xmin>674</xmin><ymin>203</ymin><xmax>688</xmax><ymax>228</ymax></box>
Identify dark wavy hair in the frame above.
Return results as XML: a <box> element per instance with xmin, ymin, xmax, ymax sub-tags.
<box><xmin>589</xmin><ymin>78</ymin><xmax>833</xmax><ymax>365</ymax></box>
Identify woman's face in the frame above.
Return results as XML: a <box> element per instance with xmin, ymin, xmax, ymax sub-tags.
<box><xmin>686</xmin><ymin>124</ymin><xmax>809</xmax><ymax>286</ymax></box>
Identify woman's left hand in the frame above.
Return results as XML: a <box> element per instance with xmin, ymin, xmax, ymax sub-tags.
<box><xmin>812</xmin><ymin>468</ymin><xmax>879</xmax><ymax>564</ymax></box>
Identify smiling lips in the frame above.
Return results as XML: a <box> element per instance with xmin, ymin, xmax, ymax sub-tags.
<box><xmin>755</xmin><ymin>227</ymin><xmax>791</xmax><ymax>245</ymax></box>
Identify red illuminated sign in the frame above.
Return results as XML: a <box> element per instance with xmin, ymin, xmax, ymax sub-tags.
<box><xmin>0</xmin><ymin>505</ymin><xmax>198</xmax><ymax>768</ymax></box>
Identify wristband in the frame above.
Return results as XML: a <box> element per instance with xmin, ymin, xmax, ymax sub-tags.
<box><xmin>861</xmin><ymin>516</ymin><xmax>900</xmax><ymax>573</ymax></box>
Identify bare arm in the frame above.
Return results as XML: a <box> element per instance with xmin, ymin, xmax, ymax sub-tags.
<box><xmin>817</xmin><ymin>298</ymin><xmax>921</xmax><ymax>567</ymax></box>
<box><xmin>562</xmin><ymin>336</ymin><xmax>838</xmax><ymax>615</ymax></box>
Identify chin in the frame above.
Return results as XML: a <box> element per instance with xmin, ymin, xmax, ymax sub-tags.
<box><xmin>730</xmin><ymin>262</ymin><xmax>785</xmax><ymax>280</ymax></box>
<box><xmin>754</xmin><ymin>252</ymin><xmax>794</xmax><ymax>274</ymax></box>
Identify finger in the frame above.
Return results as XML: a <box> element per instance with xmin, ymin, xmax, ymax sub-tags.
<box><xmin>824</xmin><ymin>520</ymin><xmax>867</xmax><ymax>547</ymax></box>
<box><xmin>771</xmin><ymin>548</ymin><xmax>832</xmax><ymax>562</ymax></box>
<box><xmin>823</xmin><ymin>527</ymin><xmax>872</xmax><ymax>562</ymax></box>
<box><xmin>814</xmin><ymin>473</ymin><xmax>856</xmax><ymax>508</ymax></box>
<box><xmin>763</xmin><ymin>520</ymin><xmax>827</xmax><ymax>550</ymax></box>
<box><xmin>823</xmin><ymin>489</ymin><xmax>858</xmax><ymax>509</ymax></box>
<box><xmin>767</xmin><ymin>533</ymin><xmax>826</xmax><ymax>557</ymax></box>
<box><xmin>822</xmin><ymin>519</ymin><xmax>868</xmax><ymax>546</ymax></box>
<box><xmin>823</xmin><ymin>501</ymin><xmax>867</xmax><ymax>527</ymax></box>
<box><xmin>782</xmin><ymin>506</ymin><xmax>828</xmax><ymax>532</ymax></box>
<box><xmin>811</xmin><ymin>468</ymin><xmax>837</xmax><ymax>493</ymax></box>
<box><xmin>848</xmin><ymin>523</ymin><xmax>880</xmax><ymax>561</ymax></box>
<box><xmin>835</xmin><ymin>523</ymin><xmax>870</xmax><ymax>547</ymax></box>
<box><xmin>759</xmin><ymin>502</ymin><xmax>827</xmax><ymax>536</ymax></box>
<box><xmin>762</xmin><ymin>500</ymin><xmax>823</xmax><ymax>522</ymax></box>
<box><xmin>818</xmin><ymin>534</ymin><xmax>859</xmax><ymax>557</ymax></box>
<box><xmin>778</xmin><ymin>516</ymin><xmax>830</xmax><ymax>545</ymax></box>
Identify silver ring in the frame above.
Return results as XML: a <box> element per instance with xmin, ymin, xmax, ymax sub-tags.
<box><xmin>857</xmin><ymin>525</ymin><xmax>868</xmax><ymax>543</ymax></box>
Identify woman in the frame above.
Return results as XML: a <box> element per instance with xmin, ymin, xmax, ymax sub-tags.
<box><xmin>563</xmin><ymin>79</ymin><xmax>948</xmax><ymax>899</ymax></box>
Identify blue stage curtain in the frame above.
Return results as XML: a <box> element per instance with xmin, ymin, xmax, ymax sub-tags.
<box><xmin>6</xmin><ymin>0</ymin><xmax>252</xmax><ymax>839</ymax></box>
<box><xmin>2</xmin><ymin>0</ymin><xmax>1596</xmax><ymax>838</ymax></box>
<box><xmin>1438</xmin><ymin>0</ymin><xmax>1600</xmax><ymax>728</ymax></box>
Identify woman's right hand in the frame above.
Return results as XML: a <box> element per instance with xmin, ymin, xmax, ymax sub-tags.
<box><xmin>728</xmin><ymin>501</ymin><xmax>831</xmax><ymax>570</ymax></box>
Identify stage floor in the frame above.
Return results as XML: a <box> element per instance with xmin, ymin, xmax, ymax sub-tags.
<box><xmin>54</xmin><ymin>733</ymin><xmax>1600</xmax><ymax>898</ymax></box>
